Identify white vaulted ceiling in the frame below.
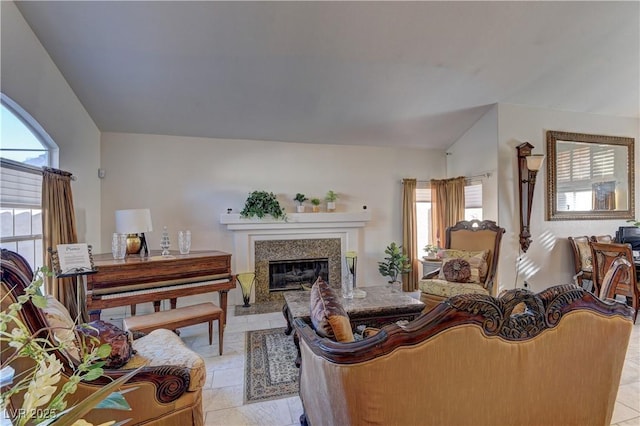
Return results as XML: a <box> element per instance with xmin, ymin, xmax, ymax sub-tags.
<box><xmin>12</xmin><ymin>1</ymin><xmax>640</xmax><ymax>149</ymax></box>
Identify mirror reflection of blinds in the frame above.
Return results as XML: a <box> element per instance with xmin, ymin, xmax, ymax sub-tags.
<box><xmin>0</xmin><ymin>158</ymin><xmax>42</xmax><ymax>208</ymax></box>
<box><xmin>416</xmin><ymin>181</ymin><xmax>482</xmax><ymax>208</ymax></box>
<box><xmin>556</xmin><ymin>144</ymin><xmax>616</xmax><ymax>212</ymax></box>
<box><xmin>557</xmin><ymin>145</ymin><xmax>615</xmax><ymax>191</ymax></box>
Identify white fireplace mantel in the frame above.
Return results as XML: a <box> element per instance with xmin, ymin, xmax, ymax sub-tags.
<box><xmin>220</xmin><ymin>211</ymin><xmax>371</xmax><ymax>304</ymax></box>
<box><xmin>219</xmin><ymin>211</ymin><xmax>371</xmax><ymax>230</ymax></box>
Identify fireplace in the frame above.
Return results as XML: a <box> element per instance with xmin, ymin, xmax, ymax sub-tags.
<box><xmin>255</xmin><ymin>238</ymin><xmax>341</xmax><ymax>302</ymax></box>
<box><xmin>269</xmin><ymin>258</ymin><xmax>329</xmax><ymax>292</ymax></box>
<box><xmin>219</xmin><ymin>211</ymin><xmax>371</xmax><ymax>305</ymax></box>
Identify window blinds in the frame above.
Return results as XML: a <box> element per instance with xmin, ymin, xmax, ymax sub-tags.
<box><xmin>0</xmin><ymin>158</ymin><xmax>42</xmax><ymax>208</ymax></box>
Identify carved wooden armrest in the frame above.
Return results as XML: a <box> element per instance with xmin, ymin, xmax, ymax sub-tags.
<box><xmin>85</xmin><ymin>365</ymin><xmax>191</xmax><ymax>403</ymax></box>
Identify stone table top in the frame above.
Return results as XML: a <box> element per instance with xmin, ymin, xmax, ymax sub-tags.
<box><xmin>283</xmin><ymin>285</ymin><xmax>425</xmax><ymax>320</ymax></box>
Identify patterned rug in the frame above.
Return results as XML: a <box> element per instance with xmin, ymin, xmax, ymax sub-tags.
<box><xmin>244</xmin><ymin>327</ymin><xmax>299</xmax><ymax>404</ymax></box>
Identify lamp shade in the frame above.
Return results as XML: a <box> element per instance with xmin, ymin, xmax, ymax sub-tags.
<box><xmin>115</xmin><ymin>209</ymin><xmax>153</xmax><ymax>234</ymax></box>
<box><xmin>525</xmin><ymin>154</ymin><xmax>545</xmax><ymax>171</ymax></box>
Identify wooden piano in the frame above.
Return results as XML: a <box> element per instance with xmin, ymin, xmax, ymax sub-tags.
<box><xmin>86</xmin><ymin>250</ymin><xmax>235</xmax><ymax>323</ymax></box>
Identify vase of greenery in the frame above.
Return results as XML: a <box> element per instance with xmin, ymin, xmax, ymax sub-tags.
<box><xmin>310</xmin><ymin>198</ymin><xmax>321</xmax><ymax>213</ymax></box>
<box><xmin>325</xmin><ymin>190</ymin><xmax>338</xmax><ymax>212</ymax></box>
<box><xmin>423</xmin><ymin>244</ymin><xmax>439</xmax><ymax>259</ymax></box>
<box><xmin>240</xmin><ymin>190</ymin><xmax>286</xmax><ymax>220</ymax></box>
<box><xmin>378</xmin><ymin>242</ymin><xmax>412</xmax><ymax>285</ymax></box>
<box><xmin>294</xmin><ymin>193</ymin><xmax>308</xmax><ymax>213</ymax></box>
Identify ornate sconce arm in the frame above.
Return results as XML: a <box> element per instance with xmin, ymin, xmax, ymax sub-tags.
<box><xmin>517</xmin><ymin>142</ymin><xmax>544</xmax><ymax>252</ymax></box>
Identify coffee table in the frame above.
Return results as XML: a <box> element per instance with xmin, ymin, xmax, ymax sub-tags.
<box><xmin>282</xmin><ymin>285</ymin><xmax>425</xmax><ymax>336</ymax></box>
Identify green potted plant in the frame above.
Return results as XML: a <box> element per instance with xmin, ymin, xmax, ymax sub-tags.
<box><xmin>294</xmin><ymin>193</ymin><xmax>308</xmax><ymax>213</ymax></box>
<box><xmin>240</xmin><ymin>191</ymin><xmax>286</xmax><ymax>220</ymax></box>
<box><xmin>378</xmin><ymin>242</ymin><xmax>412</xmax><ymax>284</ymax></box>
<box><xmin>310</xmin><ymin>198</ymin><xmax>321</xmax><ymax>213</ymax></box>
<box><xmin>423</xmin><ymin>244</ymin><xmax>439</xmax><ymax>259</ymax></box>
<box><xmin>325</xmin><ymin>190</ymin><xmax>338</xmax><ymax>212</ymax></box>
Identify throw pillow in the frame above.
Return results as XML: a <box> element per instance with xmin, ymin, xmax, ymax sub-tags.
<box><xmin>309</xmin><ymin>276</ymin><xmax>355</xmax><ymax>343</ymax></box>
<box><xmin>442</xmin><ymin>258</ymin><xmax>471</xmax><ymax>283</ymax></box>
<box><xmin>438</xmin><ymin>249</ymin><xmax>489</xmax><ymax>284</ymax></box>
<box><xmin>42</xmin><ymin>295</ymin><xmax>80</xmax><ymax>360</ymax></box>
<box><xmin>76</xmin><ymin>320</ymin><xmax>134</xmax><ymax>369</ymax></box>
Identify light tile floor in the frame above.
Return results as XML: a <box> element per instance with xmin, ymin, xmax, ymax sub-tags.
<box><xmin>108</xmin><ymin>306</ymin><xmax>639</xmax><ymax>426</ymax></box>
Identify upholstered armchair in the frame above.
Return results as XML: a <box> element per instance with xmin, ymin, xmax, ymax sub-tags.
<box><xmin>419</xmin><ymin>219</ymin><xmax>505</xmax><ymax>311</ymax></box>
<box><xmin>1</xmin><ymin>250</ymin><xmax>205</xmax><ymax>426</ymax></box>
<box><xmin>294</xmin><ymin>285</ymin><xmax>633</xmax><ymax>426</ymax></box>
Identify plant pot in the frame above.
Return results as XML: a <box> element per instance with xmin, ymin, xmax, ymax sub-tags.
<box><xmin>296</xmin><ymin>205</ymin><xmax>305</xmax><ymax>213</ymax></box>
<box><xmin>327</xmin><ymin>201</ymin><xmax>336</xmax><ymax>212</ymax></box>
<box><xmin>312</xmin><ymin>206</ymin><xmax>320</xmax><ymax>213</ymax></box>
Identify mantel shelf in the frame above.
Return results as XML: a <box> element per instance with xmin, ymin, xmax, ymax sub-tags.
<box><xmin>219</xmin><ymin>211</ymin><xmax>371</xmax><ymax>231</ymax></box>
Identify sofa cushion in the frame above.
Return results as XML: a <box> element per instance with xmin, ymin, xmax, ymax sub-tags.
<box><xmin>442</xmin><ymin>258</ymin><xmax>471</xmax><ymax>283</ymax></box>
<box><xmin>76</xmin><ymin>320</ymin><xmax>134</xmax><ymax>369</ymax></box>
<box><xmin>125</xmin><ymin>328</ymin><xmax>206</xmax><ymax>391</ymax></box>
<box><xmin>42</xmin><ymin>296</ymin><xmax>134</xmax><ymax>368</ymax></box>
<box><xmin>419</xmin><ymin>278</ymin><xmax>489</xmax><ymax>298</ymax></box>
<box><xmin>41</xmin><ymin>295</ymin><xmax>80</xmax><ymax>360</ymax></box>
<box><xmin>438</xmin><ymin>249</ymin><xmax>489</xmax><ymax>284</ymax></box>
<box><xmin>309</xmin><ymin>277</ymin><xmax>355</xmax><ymax>343</ymax></box>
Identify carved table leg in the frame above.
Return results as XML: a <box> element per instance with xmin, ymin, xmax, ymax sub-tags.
<box><xmin>219</xmin><ymin>290</ymin><xmax>229</xmax><ymax>326</ymax></box>
<box><xmin>283</xmin><ymin>303</ymin><xmax>293</xmax><ymax>335</ymax></box>
<box><xmin>170</xmin><ymin>298</ymin><xmax>177</xmax><ymax>309</ymax></box>
<box><xmin>294</xmin><ymin>330</ymin><xmax>301</xmax><ymax>368</ymax></box>
<box><xmin>130</xmin><ymin>304</ymin><xmax>136</xmax><ymax>316</ymax></box>
<box><xmin>153</xmin><ymin>301</ymin><xmax>161</xmax><ymax>312</ymax></box>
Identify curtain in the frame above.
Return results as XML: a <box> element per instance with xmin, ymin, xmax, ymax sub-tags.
<box><xmin>42</xmin><ymin>167</ymin><xmax>85</xmax><ymax>321</ymax></box>
<box><xmin>430</xmin><ymin>176</ymin><xmax>466</xmax><ymax>248</ymax></box>
<box><xmin>402</xmin><ymin>178</ymin><xmax>418</xmax><ymax>292</ymax></box>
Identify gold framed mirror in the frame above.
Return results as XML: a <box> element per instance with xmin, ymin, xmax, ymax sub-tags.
<box><xmin>546</xmin><ymin>130</ymin><xmax>635</xmax><ymax>221</ymax></box>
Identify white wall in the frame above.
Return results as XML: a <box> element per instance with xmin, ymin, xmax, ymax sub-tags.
<box><xmin>100</xmin><ymin>132</ymin><xmax>446</xmax><ymax>289</ymax></box>
<box><xmin>497</xmin><ymin>103</ymin><xmax>640</xmax><ymax>293</ymax></box>
<box><xmin>1</xmin><ymin>1</ymin><xmax>102</xmax><ymax>246</ymax></box>
<box><xmin>446</xmin><ymin>104</ymin><xmax>499</xmax><ymax>221</ymax></box>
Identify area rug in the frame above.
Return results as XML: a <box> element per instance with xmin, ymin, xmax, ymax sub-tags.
<box><xmin>244</xmin><ymin>327</ymin><xmax>299</xmax><ymax>404</ymax></box>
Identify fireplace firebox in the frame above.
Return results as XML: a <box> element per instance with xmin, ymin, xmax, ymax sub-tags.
<box><xmin>269</xmin><ymin>258</ymin><xmax>328</xmax><ymax>292</ymax></box>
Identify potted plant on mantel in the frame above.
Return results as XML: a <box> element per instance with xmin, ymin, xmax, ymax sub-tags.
<box><xmin>240</xmin><ymin>190</ymin><xmax>286</xmax><ymax>220</ymax></box>
<box><xmin>325</xmin><ymin>190</ymin><xmax>338</xmax><ymax>212</ymax></box>
<box><xmin>294</xmin><ymin>193</ymin><xmax>308</xmax><ymax>213</ymax></box>
<box><xmin>310</xmin><ymin>198</ymin><xmax>321</xmax><ymax>213</ymax></box>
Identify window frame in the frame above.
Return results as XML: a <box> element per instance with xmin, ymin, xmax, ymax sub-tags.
<box><xmin>1</xmin><ymin>93</ymin><xmax>57</xmax><ymax>270</ymax></box>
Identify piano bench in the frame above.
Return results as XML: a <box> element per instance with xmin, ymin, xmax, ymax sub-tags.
<box><xmin>123</xmin><ymin>302</ymin><xmax>224</xmax><ymax>355</ymax></box>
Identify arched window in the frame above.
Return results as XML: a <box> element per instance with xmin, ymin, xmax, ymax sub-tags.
<box><xmin>0</xmin><ymin>93</ymin><xmax>58</xmax><ymax>269</ymax></box>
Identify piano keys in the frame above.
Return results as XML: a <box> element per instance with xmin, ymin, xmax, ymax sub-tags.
<box><xmin>86</xmin><ymin>250</ymin><xmax>235</xmax><ymax>323</ymax></box>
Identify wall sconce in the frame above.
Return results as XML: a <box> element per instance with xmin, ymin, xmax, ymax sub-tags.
<box><xmin>517</xmin><ymin>142</ymin><xmax>545</xmax><ymax>252</ymax></box>
<box><xmin>115</xmin><ymin>208</ymin><xmax>153</xmax><ymax>257</ymax></box>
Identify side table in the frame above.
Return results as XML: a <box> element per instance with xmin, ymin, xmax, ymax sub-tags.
<box><xmin>420</xmin><ymin>258</ymin><xmax>441</xmax><ymax>278</ymax></box>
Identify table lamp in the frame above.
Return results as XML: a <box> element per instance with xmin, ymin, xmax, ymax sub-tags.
<box><xmin>115</xmin><ymin>208</ymin><xmax>153</xmax><ymax>257</ymax></box>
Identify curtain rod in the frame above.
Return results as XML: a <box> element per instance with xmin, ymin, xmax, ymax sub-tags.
<box><xmin>1</xmin><ymin>158</ymin><xmax>77</xmax><ymax>180</ymax></box>
<box><xmin>402</xmin><ymin>172</ymin><xmax>492</xmax><ymax>184</ymax></box>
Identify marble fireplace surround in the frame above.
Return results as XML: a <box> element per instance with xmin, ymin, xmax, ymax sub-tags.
<box><xmin>220</xmin><ymin>212</ymin><xmax>371</xmax><ymax>304</ymax></box>
<box><xmin>255</xmin><ymin>238</ymin><xmax>341</xmax><ymax>302</ymax></box>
